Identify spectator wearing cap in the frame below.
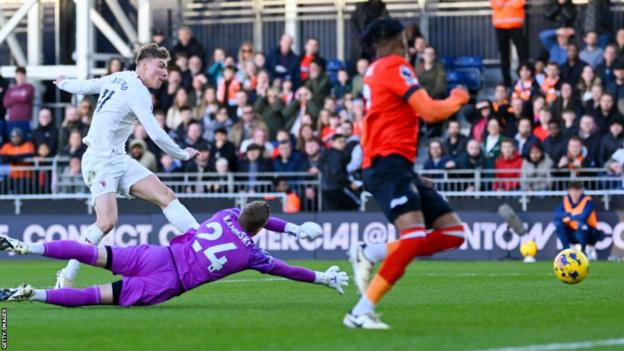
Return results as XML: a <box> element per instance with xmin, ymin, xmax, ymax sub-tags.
<box><xmin>493</xmin><ymin>138</ymin><xmax>522</xmax><ymax>191</ymax></box>
<box><xmin>443</xmin><ymin>120</ymin><xmax>469</xmax><ymax>161</ymax></box>
<box><xmin>578</xmin><ymin>115</ymin><xmax>601</xmax><ymax>166</ymax></box>
<box><xmin>490</xmin><ymin>0</ymin><xmax>528</xmax><ymax>87</ymax></box>
<box><xmin>606</xmin><ymin>59</ymin><xmax>624</xmax><ymax>101</ymax></box>
<box><xmin>184</xmin><ymin>142</ymin><xmax>214</xmax><ymax>174</ymax></box>
<box><xmin>229</xmin><ymin>105</ymin><xmax>268</xmax><ymax>149</ymax></box>
<box><xmin>31</xmin><ymin>108</ymin><xmax>58</xmax><ymax>155</ymax></box>
<box><xmin>320</xmin><ymin>133</ymin><xmax>360</xmax><ymax>210</ymax></box>
<box><xmin>543</xmin><ymin>119</ymin><xmax>568</xmax><ymax>162</ymax></box>
<box><xmin>2</xmin><ymin>67</ymin><xmax>34</xmax><ymax>137</ymax></box>
<box><xmin>60</xmin><ymin>129</ymin><xmax>86</xmax><ymax>158</ymax></box>
<box><xmin>265</xmin><ymin>34</ymin><xmax>300</xmax><ymax>86</ymax></box>
<box><xmin>273</xmin><ymin>137</ymin><xmax>304</xmax><ymax>173</ymax></box>
<box><xmin>239</xmin><ymin>143</ymin><xmax>271</xmax><ymax>173</ymax></box>
<box><xmin>599</xmin><ymin>118</ymin><xmax>624</xmax><ymax>165</ymax></box>
<box><xmin>171</xmin><ymin>26</ymin><xmax>205</xmax><ymax>62</ymax></box>
<box><xmin>596</xmin><ymin>44</ymin><xmax>617</xmax><ymax>88</ymax></box>
<box><xmin>305</xmin><ymin>59</ymin><xmax>331</xmax><ymax>108</ymax></box>
<box><xmin>152</xmin><ymin>28</ymin><xmax>169</xmax><ymax>49</ymax></box>
<box><xmin>512</xmin><ymin>62</ymin><xmax>541</xmax><ymax>102</ymax></box>
<box><xmin>521</xmin><ymin>142</ymin><xmax>553</xmax><ymax>191</ymax></box>
<box><xmin>211</xmin><ymin>128</ymin><xmax>238</xmax><ymax>171</ymax></box>
<box><xmin>253</xmin><ymin>87</ymin><xmax>285</xmax><ymax>140</ymax></box>
<box><xmin>300</xmin><ymin>38</ymin><xmax>326</xmax><ymax>82</ymax></box>
<box><xmin>539</xmin><ymin>28</ymin><xmax>575</xmax><ymax>66</ymax></box>
<box><xmin>560</xmin><ymin>43</ymin><xmax>587</xmax><ymax>87</ymax></box>
<box><xmin>129</xmin><ymin>139</ymin><xmax>157</xmax><ymax>172</ymax></box>
<box><xmin>0</xmin><ymin>128</ymin><xmax>35</xmax><ymax>186</ymax></box>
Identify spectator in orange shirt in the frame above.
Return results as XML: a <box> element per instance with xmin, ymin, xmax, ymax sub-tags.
<box><xmin>541</xmin><ymin>62</ymin><xmax>561</xmax><ymax>105</ymax></box>
<box><xmin>0</xmin><ymin>128</ymin><xmax>35</xmax><ymax>193</ymax></box>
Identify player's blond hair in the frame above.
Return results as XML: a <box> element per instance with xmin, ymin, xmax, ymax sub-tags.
<box><xmin>239</xmin><ymin>201</ymin><xmax>271</xmax><ymax>234</ymax></box>
<box><xmin>135</xmin><ymin>43</ymin><xmax>170</xmax><ymax>64</ymax></box>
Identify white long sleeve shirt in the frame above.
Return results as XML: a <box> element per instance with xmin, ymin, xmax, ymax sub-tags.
<box><xmin>58</xmin><ymin>71</ymin><xmax>190</xmax><ymax>160</ymax></box>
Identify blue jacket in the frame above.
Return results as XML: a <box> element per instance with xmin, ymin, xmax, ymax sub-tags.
<box><xmin>539</xmin><ymin>30</ymin><xmax>568</xmax><ymax>65</ymax></box>
<box><xmin>554</xmin><ymin>193</ymin><xmax>596</xmax><ymax>227</ymax></box>
<box><xmin>265</xmin><ymin>48</ymin><xmax>300</xmax><ymax>87</ymax></box>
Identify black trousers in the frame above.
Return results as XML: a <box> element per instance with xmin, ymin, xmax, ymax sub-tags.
<box><xmin>495</xmin><ymin>27</ymin><xmax>528</xmax><ymax>87</ymax></box>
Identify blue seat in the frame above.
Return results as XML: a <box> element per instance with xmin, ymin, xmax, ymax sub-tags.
<box><xmin>453</xmin><ymin>55</ymin><xmax>483</xmax><ymax>69</ymax></box>
<box><xmin>455</xmin><ymin>67</ymin><xmax>482</xmax><ymax>91</ymax></box>
<box><xmin>440</xmin><ymin>56</ymin><xmax>454</xmax><ymax>69</ymax></box>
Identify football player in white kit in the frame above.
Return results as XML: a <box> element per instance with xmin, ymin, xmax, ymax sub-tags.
<box><xmin>53</xmin><ymin>44</ymin><xmax>201</xmax><ymax>288</ymax></box>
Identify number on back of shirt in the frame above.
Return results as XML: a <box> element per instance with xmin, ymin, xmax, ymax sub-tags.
<box><xmin>95</xmin><ymin>89</ymin><xmax>116</xmax><ymax>112</ymax></box>
<box><xmin>192</xmin><ymin>222</ymin><xmax>236</xmax><ymax>272</ymax></box>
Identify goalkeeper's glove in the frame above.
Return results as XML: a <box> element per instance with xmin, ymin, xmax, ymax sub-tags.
<box><xmin>286</xmin><ymin>221</ymin><xmax>323</xmax><ymax>240</ymax></box>
<box><xmin>315</xmin><ymin>265</ymin><xmax>349</xmax><ymax>295</ymax></box>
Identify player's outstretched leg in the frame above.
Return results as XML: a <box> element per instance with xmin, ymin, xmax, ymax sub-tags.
<box><xmin>0</xmin><ymin>235</ymin><xmax>106</xmax><ymax>267</ymax></box>
<box><xmin>57</xmin><ymin>193</ymin><xmax>115</xmax><ymax>288</ymax></box>
<box><xmin>0</xmin><ymin>284</ymin><xmax>112</xmax><ymax>307</ymax></box>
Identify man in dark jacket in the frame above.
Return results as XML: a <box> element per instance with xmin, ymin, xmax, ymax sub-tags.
<box><xmin>304</xmin><ymin>59</ymin><xmax>331</xmax><ymax>108</ymax></box>
<box><xmin>599</xmin><ymin>118</ymin><xmax>624</xmax><ymax>164</ymax></box>
<box><xmin>320</xmin><ymin>134</ymin><xmax>360</xmax><ymax>210</ymax></box>
<box><xmin>31</xmin><ymin>108</ymin><xmax>59</xmax><ymax>154</ymax></box>
<box><xmin>543</xmin><ymin>119</ymin><xmax>568</xmax><ymax>163</ymax></box>
<box><xmin>560</xmin><ymin>43</ymin><xmax>587</xmax><ymax>86</ymax></box>
<box><xmin>578</xmin><ymin>115</ymin><xmax>602</xmax><ymax>165</ymax></box>
<box><xmin>253</xmin><ymin>88</ymin><xmax>285</xmax><ymax>140</ymax></box>
<box><xmin>443</xmin><ymin>120</ymin><xmax>469</xmax><ymax>160</ymax></box>
<box><xmin>273</xmin><ymin>138</ymin><xmax>304</xmax><ymax>172</ymax></box>
<box><xmin>300</xmin><ymin>38</ymin><xmax>326</xmax><ymax>82</ymax></box>
<box><xmin>171</xmin><ymin>26</ymin><xmax>205</xmax><ymax>61</ymax></box>
<box><xmin>454</xmin><ymin>139</ymin><xmax>488</xmax><ymax>191</ymax></box>
<box><xmin>265</xmin><ymin>34</ymin><xmax>300</xmax><ymax>86</ymax></box>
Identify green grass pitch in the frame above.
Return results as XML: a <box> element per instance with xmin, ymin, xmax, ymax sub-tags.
<box><xmin>0</xmin><ymin>260</ymin><xmax>622</xmax><ymax>351</ymax></box>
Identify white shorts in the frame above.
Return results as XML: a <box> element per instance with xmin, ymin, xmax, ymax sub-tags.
<box><xmin>81</xmin><ymin>149</ymin><xmax>153</xmax><ymax>206</ymax></box>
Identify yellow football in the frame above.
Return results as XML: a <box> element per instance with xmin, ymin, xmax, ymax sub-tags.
<box><xmin>520</xmin><ymin>240</ymin><xmax>538</xmax><ymax>258</ymax></box>
<box><xmin>553</xmin><ymin>249</ymin><xmax>590</xmax><ymax>284</ymax></box>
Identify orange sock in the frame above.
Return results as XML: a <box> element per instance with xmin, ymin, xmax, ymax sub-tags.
<box><xmin>365</xmin><ymin>226</ymin><xmax>428</xmax><ymax>304</ymax></box>
<box><xmin>427</xmin><ymin>225</ymin><xmax>465</xmax><ymax>254</ymax></box>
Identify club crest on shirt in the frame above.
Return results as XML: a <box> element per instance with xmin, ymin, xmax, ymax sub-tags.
<box><xmin>399</xmin><ymin>65</ymin><xmax>419</xmax><ymax>86</ymax></box>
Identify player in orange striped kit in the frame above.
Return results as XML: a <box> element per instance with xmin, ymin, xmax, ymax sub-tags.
<box><xmin>343</xmin><ymin>18</ymin><xmax>470</xmax><ymax>329</ymax></box>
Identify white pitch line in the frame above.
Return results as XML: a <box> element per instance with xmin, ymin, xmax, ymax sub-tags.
<box><xmin>469</xmin><ymin>338</ymin><xmax>624</xmax><ymax>351</ymax></box>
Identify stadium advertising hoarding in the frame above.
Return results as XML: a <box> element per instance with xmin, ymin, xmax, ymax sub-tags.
<box><xmin>0</xmin><ymin>212</ymin><xmax>622</xmax><ymax>260</ymax></box>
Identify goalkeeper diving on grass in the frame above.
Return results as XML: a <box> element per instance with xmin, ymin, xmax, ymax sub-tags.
<box><xmin>0</xmin><ymin>201</ymin><xmax>348</xmax><ymax>307</ymax></box>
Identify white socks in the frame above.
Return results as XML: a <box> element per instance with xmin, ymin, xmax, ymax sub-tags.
<box><xmin>28</xmin><ymin>243</ymin><xmax>45</xmax><ymax>255</ymax></box>
<box><xmin>31</xmin><ymin>289</ymin><xmax>46</xmax><ymax>302</ymax></box>
<box><xmin>352</xmin><ymin>295</ymin><xmax>375</xmax><ymax>315</ymax></box>
<box><xmin>64</xmin><ymin>224</ymin><xmax>104</xmax><ymax>281</ymax></box>
<box><xmin>163</xmin><ymin>199</ymin><xmax>200</xmax><ymax>233</ymax></box>
<box><xmin>363</xmin><ymin>243</ymin><xmax>388</xmax><ymax>263</ymax></box>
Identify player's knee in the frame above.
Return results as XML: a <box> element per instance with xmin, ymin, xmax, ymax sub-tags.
<box><xmin>162</xmin><ymin>187</ymin><xmax>176</xmax><ymax>206</ymax></box>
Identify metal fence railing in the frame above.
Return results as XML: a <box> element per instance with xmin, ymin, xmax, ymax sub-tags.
<box><xmin>360</xmin><ymin>168</ymin><xmax>624</xmax><ymax>212</ymax></box>
<box><xmin>0</xmin><ymin>157</ymin><xmax>322</xmax><ymax>212</ymax></box>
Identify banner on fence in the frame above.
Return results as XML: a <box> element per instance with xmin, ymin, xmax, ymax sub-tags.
<box><xmin>1</xmin><ymin>211</ymin><xmax>622</xmax><ymax>260</ymax></box>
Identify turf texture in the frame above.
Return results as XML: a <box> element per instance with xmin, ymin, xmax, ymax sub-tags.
<box><xmin>0</xmin><ymin>260</ymin><xmax>622</xmax><ymax>351</ymax></box>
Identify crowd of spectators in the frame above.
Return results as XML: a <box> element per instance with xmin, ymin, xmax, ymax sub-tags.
<box><xmin>1</xmin><ymin>0</ymin><xmax>624</xmax><ymax>208</ymax></box>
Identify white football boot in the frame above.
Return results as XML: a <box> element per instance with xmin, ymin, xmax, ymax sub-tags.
<box><xmin>55</xmin><ymin>269</ymin><xmax>74</xmax><ymax>289</ymax></box>
<box><xmin>0</xmin><ymin>235</ymin><xmax>29</xmax><ymax>255</ymax></box>
<box><xmin>343</xmin><ymin>311</ymin><xmax>390</xmax><ymax>330</ymax></box>
<box><xmin>585</xmin><ymin>245</ymin><xmax>597</xmax><ymax>261</ymax></box>
<box><xmin>0</xmin><ymin>284</ymin><xmax>34</xmax><ymax>302</ymax></box>
<box><xmin>348</xmin><ymin>242</ymin><xmax>374</xmax><ymax>296</ymax></box>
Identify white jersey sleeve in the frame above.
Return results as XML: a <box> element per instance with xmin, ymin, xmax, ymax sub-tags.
<box><xmin>127</xmin><ymin>92</ymin><xmax>190</xmax><ymax>161</ymax></box>
<box><xmin>57</xmin><ymin>77</ymin><xmax>107</xmax><ymax>95</ymax></box>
